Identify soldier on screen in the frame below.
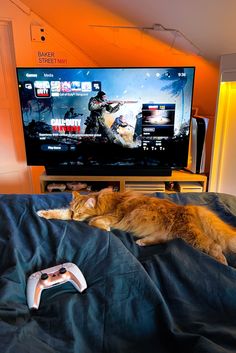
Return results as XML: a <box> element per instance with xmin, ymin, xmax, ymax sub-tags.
<box><xmin>84</xmin><ymin>91</ymin><xmax>122</xmax><ymax>142</ymax></box>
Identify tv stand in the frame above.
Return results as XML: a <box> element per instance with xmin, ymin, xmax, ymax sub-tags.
<box><xmin>40</xmin><ymin>170</ymin><xmax>207</xmax><ymax>193</ymax></box>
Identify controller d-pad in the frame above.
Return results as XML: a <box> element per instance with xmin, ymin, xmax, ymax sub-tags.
<box><xmin>59</xmin><ymin>267</ymin><xmax>67</xmax><ymax>274</ymax></box>
<box><xmin>41</xmin><ymin>273</ymin><xmax>48</xmax><ymax>280</ymax></box>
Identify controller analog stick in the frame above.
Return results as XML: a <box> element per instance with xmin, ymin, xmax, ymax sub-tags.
<box><xmin>59</xmin><ymin>267</ymin><xmax>67</xmax><ymax>274</ymax></box>
<box><xmin>41</xmin><ymin>273</ymin><xmax>48</xmax><ymax>280</ymax></box>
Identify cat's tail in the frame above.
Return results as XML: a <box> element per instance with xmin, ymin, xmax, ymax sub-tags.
<box><xmin>196</xmin><ymin>206</ymin><xmax>236</xmax><ymax>252</ymax></box>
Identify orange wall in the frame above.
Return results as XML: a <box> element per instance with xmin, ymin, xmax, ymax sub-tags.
<box><xmin>8</xmin><ymin>0</ymin><xmax>219</xmax><ymax>117</ymax></box>
<box><xmin>17</xmin><ymin>0</ymin><xmax>219</xmax><ymax>117</ymax></box>
<box><xmin>84</xmin><ymin>29</ymin><xmax>216</xmax><ymax>117</ymax></box>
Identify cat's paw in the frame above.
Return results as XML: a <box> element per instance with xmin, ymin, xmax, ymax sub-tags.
<box><xmin>88</xmin><ymin>219</ymin><xmax>111</xmax><ymax>231</ymax></box>
<box><xmin>136</xmin><ymin>239</ymin><xmax>147</xmax><ymax>247</ymax></box>
<box><xmin>100</xmin><ymin>225</ymin><xmax>111</xmax><ymax>231</ymax></box>
<box><xmin>216</xmin><ymin>254</ymin><xmax>228</xmax><ymax>265</ymax></box>
<box><xmin>37</xmin><ymin>210</ymin><xmax>51</xmax><ymax>219</ymax></box>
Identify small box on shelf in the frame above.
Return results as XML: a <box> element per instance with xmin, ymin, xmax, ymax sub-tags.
<box><xmin>176</xmin><ymin>182</ymin><xmax>203</xmax><ymax>193</ymax></box>
<box><xmin>126</xmin><ymin>181</ymin><xmax>165</xmax><ymax>193</ymax></box>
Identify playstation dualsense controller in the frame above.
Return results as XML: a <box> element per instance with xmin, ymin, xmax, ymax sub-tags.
<box><xmin>26</xmin><ymin>262</ymin><xmax>87</xmax><ymax>309</ymax></box>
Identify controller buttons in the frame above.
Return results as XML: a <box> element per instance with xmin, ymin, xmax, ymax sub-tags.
<box><xmin>41</xmin><ymin>273</ymin><xmax>49</xmax><ymax>280</ymax></box>
<box><xmin>59</xmin><ymin>267</ymin><xmax>67</xmax><ymax>274</ymax></box>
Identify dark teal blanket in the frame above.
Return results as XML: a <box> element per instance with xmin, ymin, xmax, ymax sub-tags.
<box><xmin>0</xmin><ymin>192</ymin><xmax>236</xmax><ymax>353</ymax></box>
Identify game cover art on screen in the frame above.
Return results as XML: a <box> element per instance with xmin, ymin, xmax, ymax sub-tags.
<box><xmin>16</xmin><ymin>67</ymin><xmax>195</xmax><ymax>176</ymax></box>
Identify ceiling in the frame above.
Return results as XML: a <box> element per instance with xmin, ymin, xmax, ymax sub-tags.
<box><xmin>20</xmin><ymin>0</ymin><xmax>236</xmax><ymax>64</ymax></box>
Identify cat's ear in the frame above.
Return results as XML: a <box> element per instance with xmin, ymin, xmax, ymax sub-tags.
<box><xmin>72</xmin><ymin>191</ymin><xmax>81</xmax><ymax>199</ymax></box>
<box><xmin>84</xmin><ymin>197</ymin><xmax>96</xmax><ymax>208</ymax></box>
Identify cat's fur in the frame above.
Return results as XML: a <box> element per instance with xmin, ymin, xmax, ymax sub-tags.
<box><xmin>37</xmin><ymin>189</ymin><xmax>236</xmax><ymax>265</ymax></box>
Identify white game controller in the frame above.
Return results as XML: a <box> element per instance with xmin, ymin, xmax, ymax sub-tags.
<box><xmin>26</xmin><ymin>262</ymin><xmax>87</xmax><ymax>310</ymax></box>
<box><xmin>47</xmin><ymin>183</ymin><xmax>66</xmax><ymax>192</ymax></box>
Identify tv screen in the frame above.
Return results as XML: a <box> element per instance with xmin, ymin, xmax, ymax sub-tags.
<box><xmin>16</xmin><ymin>67</ymin><xmax>195</xmax><ymax>176</ymax></box>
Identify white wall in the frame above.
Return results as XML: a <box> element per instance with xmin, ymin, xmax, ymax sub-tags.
<box><xmin>209</xmin><ymin>53</ymin><xmax>236</xmax><ymax>196</ymax></box>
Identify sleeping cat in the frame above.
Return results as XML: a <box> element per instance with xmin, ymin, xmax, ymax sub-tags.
<box><xmin>37</xmin><ymin>189</ymin><xmax>236</xmax><ymax>265</ymax></box>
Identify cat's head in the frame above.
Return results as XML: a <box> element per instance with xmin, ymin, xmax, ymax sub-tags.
<box><xmin>69</xmin><ymin>191</ymin><xmax>98</xmax><ymax>221</ymax></box>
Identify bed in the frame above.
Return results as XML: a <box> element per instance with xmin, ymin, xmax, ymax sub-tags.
<box><xmin>0</xmin><ymin>191</ymin><xmax>236</xmax><ymax>353</ymax></box>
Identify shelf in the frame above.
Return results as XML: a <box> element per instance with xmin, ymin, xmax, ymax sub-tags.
<box><xmin>40</xmin><ymin>170</ymin><xmax>208</xmax><ymax>194</ymax></box>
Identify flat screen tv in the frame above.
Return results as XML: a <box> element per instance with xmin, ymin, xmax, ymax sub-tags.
<box><xmin>16</xmin><ymin>67</ymin><xmax>195</xmax><ymax>176</ymax></box>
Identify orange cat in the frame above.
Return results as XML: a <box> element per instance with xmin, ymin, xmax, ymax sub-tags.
<box><xmin>37</xmin><ymin>190</ymin><xmax>236</xmax><ymax>265</ymax></box>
